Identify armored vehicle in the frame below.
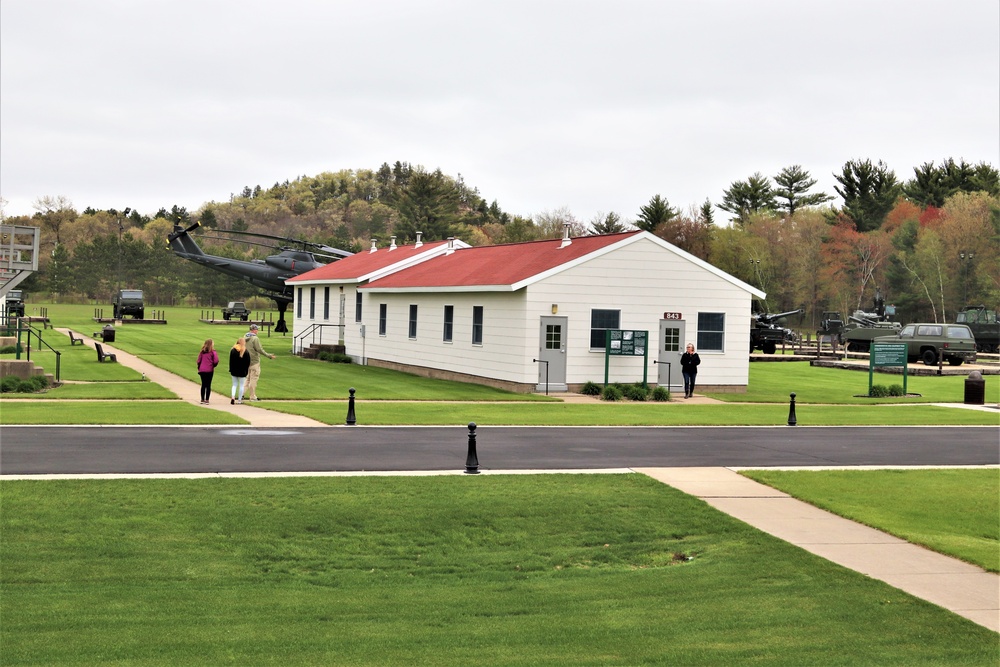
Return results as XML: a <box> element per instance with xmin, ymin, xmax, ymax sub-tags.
<box><xmin>222</xmin><ymin>301</ymin><xmax>250</xmax><ymax>321</ymax></box>
<box><xmin>113</xmin><ymin>289</ymin><xmax>144</xmax><ymax>320</ymax></box>
<box><xmin>955</xmin><ymin>305</ymin><xmax>999</xmax><ymax>353</ymax></box>
<box><xmin>750</xmin><ymin>306</ymin><xmax>803</xmax><ymax>354</ymax></box>
<box><xmin>873</xmin><ymin>323</ymin><xmax>977</xmax><ymax>366</ymax></box>
<box><xmin>818</xmin><ymin>290</ymin><xmax>902</xmax><ymax>352</ymax></box>
<box><xmin>841</xmin><ymin>309</ymin><xmax>902</xmax><ymax>352</ymax></box>
<box><xmin>4</xmin><ymin>289</ymin><xmax>25</xmax><ymax>318</ymax></box>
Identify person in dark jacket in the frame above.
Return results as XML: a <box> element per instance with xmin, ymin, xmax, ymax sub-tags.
<box><xmin>680</xmin><ymin>343</ymin><xmax>701</xmax><ymax>398</ymax></box>
<box><xmin>228</xmin><ymin>337</ymin><xmax>251</xmax><ymax>404</ymax></box>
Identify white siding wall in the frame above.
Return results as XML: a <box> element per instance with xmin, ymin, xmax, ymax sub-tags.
<box><xmin>295</xmin><ymin>236</ymin><xmax>753</xmax><ymax>389</ymax></box>
<box><xmin>360</xmin><ymin>291</ymin><xmax>534</xmax><ymax>382</ymax></box>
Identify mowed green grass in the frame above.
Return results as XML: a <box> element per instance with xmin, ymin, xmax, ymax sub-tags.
<box><xmin>2</xmin><ymin>474</ymin><xmax>995</xmax><ymax>666</ymax></box>
<box><xmin>3</xmin><ymin>303</ymin><xmax>998</xmax><ymax>425</ymax></box>
<box><xmin>743</xmin><ymin>468</ymin><xmax>1000</xmax><ymax>572</ymax></box>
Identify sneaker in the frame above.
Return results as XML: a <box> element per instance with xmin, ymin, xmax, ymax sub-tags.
<box><xmin>236</xmin><ymin>400</ymin><xmax>243</xmax><ymax>404</ymax></box>
<box><xmin>249</xmin><ymin>397</ymin><xmax>260</xmax><ymax>402</ymax></box>
<box><xmin>231</xmin><ymin>398</ymin><xmax>235</xmax><ymax>405</ymax></box>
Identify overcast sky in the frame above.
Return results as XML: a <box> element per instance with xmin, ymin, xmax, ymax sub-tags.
<box><xmin>2</xmin><ymin>0</ymin><xmax>998</xmax><ymax>225</ymax></box>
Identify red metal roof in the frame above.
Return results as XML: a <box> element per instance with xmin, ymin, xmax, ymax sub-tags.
<box><xmin>287</xmin><ymin>240</ymin><xmax>452</xmax><ymax>283</ymax></box>
<box><xmin>363</xmin><ymin>231</ymin><xmax>641</xmax><ymax>289</ymax></box>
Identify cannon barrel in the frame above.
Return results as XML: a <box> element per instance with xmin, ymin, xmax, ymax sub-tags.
<box><xmin>758</xmin><ymin>308</ymin><xmax>803</xmax><ymax>324</ymax></box>
<box><xmin>849</xmin><ymin>314</ymin><xmax>878</xmax><ymax>327</ymax></box>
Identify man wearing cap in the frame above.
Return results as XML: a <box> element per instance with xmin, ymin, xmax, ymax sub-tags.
<box><xmin>243</xmin><ymin>323</ymin><xmax>275</xmax><ymax>401</ymax></box>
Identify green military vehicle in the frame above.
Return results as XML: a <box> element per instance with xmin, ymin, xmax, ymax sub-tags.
<box><xmin>955</xmin><ymin>305</ymin><xmax>999</xmax><ymax>353</ymax></box>
<box><xmin>873</xmin><ymin>323</ymin><xmax>977</xmax><ymax>366</ymax></box>
<box><xmin>222</xmin><ymin>301</ymin><xmax>250</xmax><ymax>321</ymax></box>
<box><xmin>5</xmin><ymin>289</ymin><xmax>25</xmax><ymax>318</ymax></box>
<box><xmin>113</xmin><ymin>289</ymin><xmax>144</xmax><ymax>320</ymax></box>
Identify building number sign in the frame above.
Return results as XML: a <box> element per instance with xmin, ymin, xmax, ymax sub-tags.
<box><xmin>663</xmin><ymin>312</ymin><xmax>682</xmax><ymax>320</ymax></box>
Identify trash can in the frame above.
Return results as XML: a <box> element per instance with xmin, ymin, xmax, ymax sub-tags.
<box><xmin>964</xmin><ymin>371</ymin><xmax>985</xmax><ymax>405</ymax></box>
<box><xmin>101</xmin><ymin>324</ymin><xmax>116</xmax><ymax>343</ymax></box>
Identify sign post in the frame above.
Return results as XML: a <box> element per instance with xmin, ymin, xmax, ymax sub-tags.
<box><xmin>869</xmin><ymin>342</ymin><xmax>908</xmax><ymax>395</ymax></box>
<box><xmin>605</xmin><ymin>329</ymin><xmax>649</xmax><ymax>386</ymax></box>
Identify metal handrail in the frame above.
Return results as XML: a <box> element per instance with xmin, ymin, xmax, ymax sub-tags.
<box><xmin>11</xmin><ymin>320</ymin><xmax>61</xmax><ymax>384</ymax></box>
<box><xmin>292</xmin><ymin>323</ymin><xmax>344</xmax><ymax>355</ymax></box>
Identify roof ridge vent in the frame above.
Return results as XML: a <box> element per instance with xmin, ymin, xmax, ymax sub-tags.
<box><xmin>389</xmin><ymin>236</ymin><xmax>397</xmax><ymax>250</ymax></box>
<box><xmin>446</xmin><ymin>237</ymin><xmax>456</xmax><ymax>255</ymax></box>
<box><xmin>559</xmin><ymin>222</ymin><xmax>572</xmax><ymax>248</ymax></box>
<box><xmin>414</xmin><ymin>231</ymin><xmax>423</xmax><ymax>248</ymax></box>
<box><xmin>369</xmin><ymin>239</ymin><xmax>378</xmax><ymax>253</ymax></box>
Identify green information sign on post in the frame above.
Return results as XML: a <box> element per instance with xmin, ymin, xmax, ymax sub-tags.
<box><xmin>869</xmin><ymin>342</ymin><xmax>908</xmax><ymax>396</ymax></box>
<box><xmin>605</xmin><ymin>329</ymin><xmax>649</xmax><ymax>386</ymax></box>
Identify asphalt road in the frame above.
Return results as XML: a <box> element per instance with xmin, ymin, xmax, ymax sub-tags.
<box><xmin>1</xmin><ymin>425</ymin><xmax>997</xmax><ymax>475</ymax></box>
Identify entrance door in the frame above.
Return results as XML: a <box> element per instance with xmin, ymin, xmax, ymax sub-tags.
<box><xmin>537</xmin><ymin>316</ymin><xmax>568</xmax><ymax>392</ymax></box>
<box><xmin>657</xmin><ymin>320</ymin><xmax>686</xmax><ymax>391</ymax></box>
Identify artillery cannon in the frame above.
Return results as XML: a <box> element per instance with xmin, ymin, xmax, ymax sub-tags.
<box><xmin>750</xmin><ymin>308</ymin><xmax>803</xmax><ymax>354</ymax></box>
<box><xmin>820</xmin><ymin>289</ymin><xmax>902</xmax><ymax>352</ymax></box>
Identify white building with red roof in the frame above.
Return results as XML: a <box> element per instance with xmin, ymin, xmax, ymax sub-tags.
<box><xmin>287</xmin><ymin>228</ymin><xmax>764</xmax><ymax>393</ymax></box>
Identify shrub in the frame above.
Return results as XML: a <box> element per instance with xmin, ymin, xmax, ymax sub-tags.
<box><xmin>580</xmin><ymin>381</ymin><xmax>602</xmax><ymax>396</ymax></box>
<box><xmin>600</xmin><ymin>385</ymin><xmax>623</xmax><ymax>401</ymax></box>
<box><xmin>0</xmin><ymin>375</ymin><xmax>48</xmax><ymax>393</ymax></box>
<box><xmin>317</xmin><ymin>352</ymin><xmax>352</xmax><ymax>364</ymax></box>
<box><xmin>651</xmin><ymin>386</ymin><xmax>670</xmax><ymax>402</ymax></box>
<box><xmin>623</xmin><ymin>383</ymin><xmax>648</xmax><ymax>401</ymax></box>
<box><xmin>888</xmin><ymin>384</ymin><xmax>906</xmax><ymax>397</ymax></box>
<box><xmin>869</xmin><ymin>384</ymin><xmax>889</xmax><ymax>398</ymax></box>
<box><xmin>0</xmin><ymin>345</ymin><xmax>16</xmax><ymax>354</ymax></box>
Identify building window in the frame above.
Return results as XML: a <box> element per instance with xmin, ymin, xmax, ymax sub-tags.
<box><xmin>355</xmin><ymin>291</ymin><xmax>362</xmax><ymax>322</ymax></box>
<box><xmin>324</xmin><ymin>287</ymin><xmax>330</xmax><ymax>320</ymax></box>
<box><xmin>472</xmin><ymin>306</ymin><xmax>484</xmax><ymax>345</ymax></box>
<box><xmin>296</xmin><ymin>287</ymin><xmax>302</xmax><ymax>318</ymax></box>
<box><xmin>309</xmin><ymin>287</ymin><xmax>316</xmax><ymax>319</ymax></box>
<box><xmin>545</xmin><ymin>324</ymin><xmax>561</xmax><ymax>350</ymax></box>
<box><xmin>443</xmin><ymin>305</ymin><xmax>454</xmax><ymax>342</ymax></box>
<box><xmin>379</xmin><ymin>304</ymin><xmax>387</xmax><ymax>336</ymax></box>
<box><xmin>409</xmin><ymin>304</ymin><xmax>418</xmax><ymax>339</ymax></box>
<box><xmin>590</xmin><ymin>309</ymin><xmax>620</xmax><ymax>349</ymax></box>
<box><xmin>697</xmin><ymin>312</ymin><xmax>725</xmax><ymax>351</ymax></box>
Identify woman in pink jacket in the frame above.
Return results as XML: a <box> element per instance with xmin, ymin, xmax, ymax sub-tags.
<box><xmin>196</xmin><ymin>338</ymin><xmax>220</xmax><ymax>404</ymax></box>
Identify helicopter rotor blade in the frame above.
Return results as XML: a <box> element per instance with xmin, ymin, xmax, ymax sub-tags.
<box><xmin>166</xmin><ymin>220</ymin><xmax>201</xmax><ymax>243</ymax></box>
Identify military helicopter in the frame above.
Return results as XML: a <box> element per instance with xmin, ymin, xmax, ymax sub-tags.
<box><xmin>167</xmin><ymin>221</ymin><xmax>352</xmax><ymax>332</ymax></box>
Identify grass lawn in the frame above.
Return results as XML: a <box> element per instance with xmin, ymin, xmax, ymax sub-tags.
<box><xmin>715</xmin><ymin>360</ymin><xmax>1000</xmax><ymax>405</ymax></box>
<box><xmin>2</xmin><ymin>474</ymin><xmax>995</xmax><ymax>666</ymax></box>
<box><xmin>0</xmin><ymin>400</ymin><xmax>248</xmax><ymax>425</ymax></box>
<box><xmin>741</xmin><ymin>468</ymin><xmax>1000</xmax><ymax>573</ymax></box>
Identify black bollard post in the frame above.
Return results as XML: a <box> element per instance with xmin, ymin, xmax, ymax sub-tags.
<box><xmin>346</xmin><ymin>387</ymin><xmax>357</xmax><ymax>426</ymax></box>
<box><xmin>787</xmin><ymin>392</ymin><xmax>797</xmax><ymax>426</ymax></box>
<box><xmin>464</xmin><ymin>422</ymin><xmax>480</xmax><ymax>474</ymax></box>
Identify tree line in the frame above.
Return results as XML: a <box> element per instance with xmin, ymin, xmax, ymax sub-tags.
<box><xmin>4</xmin><ymin>158</ymin><xmax>998</xmax><ymax>329</ymax></box>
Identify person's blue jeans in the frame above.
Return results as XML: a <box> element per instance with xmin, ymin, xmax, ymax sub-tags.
<box><xmin>682</xmin><ymin>371</ymin><xmax>696</xmax><ymax>396</ymax></box>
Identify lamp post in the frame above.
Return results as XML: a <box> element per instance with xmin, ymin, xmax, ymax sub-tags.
<box><xmin>960</xmin><ymin>251</ymin><xmax>974</xmax><ymax>305</ymax></box>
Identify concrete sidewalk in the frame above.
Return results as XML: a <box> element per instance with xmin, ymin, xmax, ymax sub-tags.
<box><xmin>57</xmin><ymin>328</ymin><xmax>327</xmax><ymax>427</ymax></box>
<box><xmin>636</xmin><ymin>466</ymin><xmax>1000</xmax><ymax>632</ymax></box>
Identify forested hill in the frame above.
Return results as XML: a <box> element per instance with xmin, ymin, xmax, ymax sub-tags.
<box><xmin>7</xmin><ymin>158</ymin><xmax>1000</xmax><ymax>327</ymax></box>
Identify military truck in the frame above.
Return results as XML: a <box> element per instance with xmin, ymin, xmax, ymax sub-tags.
<box><xmin>873</xmin><ymin>323</ymin><xmax>977</xmax><ymax>366</ymax></box>
<box><xmin>112</xmin><ymin>289</ymin><xmax>144</xmax><ymax>320</ymax></box>
<box><xmin>4</xmin><ymin>289</ymin><xmax>25</xmax><ymax>318</ymax></box>
<box><xmin>955</xmin><ymin>305</ymin><xmax>999</xmax><ymax>353</ymax></box>
<box><xmin>222</xmin><ymin>301</ymin><xmax>250</xmax><ymax>321</ymax></box>
<box><xmin>750</xmin><ymin>305</ymin><xmax>803</xmax><ymax>354</ymax></box>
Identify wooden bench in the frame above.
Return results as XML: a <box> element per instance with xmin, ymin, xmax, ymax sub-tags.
<box><xmin>95</xmin><ymin>343</ymin><xmax>117</xmax><ymax>363</ymax></box>
<box><xmin>68</xmin><ymin>330</ymin><xmax>85</xmax><ymax>346</ymax></box>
